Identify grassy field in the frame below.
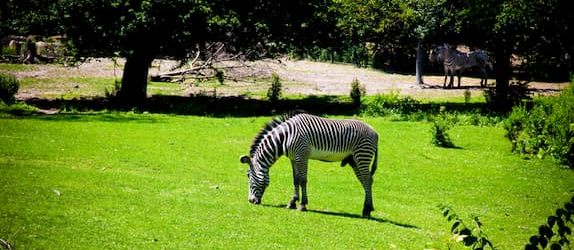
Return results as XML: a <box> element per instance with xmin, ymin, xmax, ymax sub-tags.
<box><xmin>1</xmin><ymin>112</ymin><xmax>573</xmax><ymax>249</ymax></box>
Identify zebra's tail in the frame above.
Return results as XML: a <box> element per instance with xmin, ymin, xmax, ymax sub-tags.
<box><xmin>370</xmin><ymin>147</ymin><xmax>378</xmax><ymax>177</ymax></box>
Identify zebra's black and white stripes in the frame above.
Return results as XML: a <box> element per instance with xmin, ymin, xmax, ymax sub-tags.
<box><xmin>429</xmin><ymin>44</ymin><xmax>490</xmax><ymax>88</ymax></box>
<box><xmin>240</xmin><ymin>111</ymin><xmax>379</xmax><ymax>217</ymax></box>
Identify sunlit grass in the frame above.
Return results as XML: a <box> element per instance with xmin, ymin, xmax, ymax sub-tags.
<box><xmin>1</xmin><ymin>113</ymin><xmax>572</xmax><ymax>249</ymax></box>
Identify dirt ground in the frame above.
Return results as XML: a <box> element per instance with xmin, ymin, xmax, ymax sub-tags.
<box><xmin>10</xmin><ymin>58</ymin><xmax>569</xmax><ymax>100</ymax></box>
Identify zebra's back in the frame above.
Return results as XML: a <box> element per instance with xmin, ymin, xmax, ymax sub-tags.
<box><xmin>285</xmin><ymin>114</ymin><xmax>378</xmax><ymax>162</ymax></box>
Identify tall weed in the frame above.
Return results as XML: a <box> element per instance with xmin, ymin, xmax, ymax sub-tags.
<box><xmin>350</xmin><ymin>78</ymin><xmax>366</xmax><ymax>107</ymax></box>
<box><xmin>267</xmin><ymin>72</ymin><xmax>282</xmax><ymax>103</ymax></box>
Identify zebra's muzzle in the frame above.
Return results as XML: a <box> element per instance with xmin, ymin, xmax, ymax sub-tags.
<box><xmin>249</xmin><ymin>196</ymin><xmax>261</xmax><ymax>205</ymax></box>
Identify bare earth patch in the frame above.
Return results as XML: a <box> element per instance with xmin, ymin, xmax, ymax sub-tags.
<box><xmin>4</xmin><ymin>58</ymin><xmax>568</xmax><ymax>100</ymax></box>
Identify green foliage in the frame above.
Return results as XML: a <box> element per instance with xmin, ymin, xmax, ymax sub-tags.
<box><xmin>440</xmin><ymin>205</ymin><xmax>495</xmax><ymax>249</ymax></box>
<box><xmin>525</xmin><ymin>196</ymin><xmax>574</xmax><ymax>250</ymax></box>
<box><xmin>0</xmin><ymin>74</ymin><xmax>19</xmax><ymax>104</ymax></box>
<box><xmin>431</xmin><ymin>110</ymin><xmax>455</xmax><ymax>148</ymax></box>
<box><xmin>504</xmin><ymin>84</ymin><xmax>574</xmax><ymax>167</ymax></box>
<box><xmin>266</xmin><ymin>73</ymin><xmax>282</xmax><ymax>103</ymax></box>
<box><xmin>504</xmin><ymin>104</ymin><xmax>528</xmax><ymax>152</ymax></box>
<box><xmin>349</xmin><ymin>78</ymin><xmax>366</xmax><ymax>106</ymax></box>
<box><xmin>361</xmin><ymin>90</ymin><xmax>420</xmax><ymax>117</ymax></box>
<box><xmin>0</xmin><ymin>102</ymin><xmax>38</xmax><ymax>117</ymax></box>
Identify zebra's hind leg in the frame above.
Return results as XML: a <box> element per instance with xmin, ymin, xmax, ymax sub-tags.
<box><xmin>351</xmin><ymin>156</ymin><xmax>374</xmax><ymax>217</ymax></box>
<box><xmin>298</xmin><ymin>175</ymin><xmax>308</xmax><ymax>212</ymax></box>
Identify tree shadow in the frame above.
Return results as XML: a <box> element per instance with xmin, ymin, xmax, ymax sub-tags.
<box><xmin>262</xmin><ymin>204</ymin><xmax>419</xmax><ymax>229</ymax></box>
<box><xmin>23</xmin><ymin>94</ymin><xmax>358</xmax><ymax>118</ymax></box>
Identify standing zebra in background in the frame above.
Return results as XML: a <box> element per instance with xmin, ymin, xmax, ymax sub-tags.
<box><xmin>429</xmin><ymin>44</ymin><xmax>490</xmax><ymax>88</ymax></box>
<box><xmin>239</xmin><ymin>110</ymin><xmax>379</xmax><ymax>217</ymax></box>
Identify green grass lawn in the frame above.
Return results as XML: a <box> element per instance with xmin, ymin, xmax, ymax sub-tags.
<box><xmin>1</xmin><ymin>113</ymin><xmax>573</xmax><ymax>249</ymax></box>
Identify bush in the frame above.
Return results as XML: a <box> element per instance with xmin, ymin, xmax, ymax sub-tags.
<box><xmin>0</xmin><ymin>102</ymin><xmax>38</xmax><ymax>116</ymax></box>
<box><xmin>504</xmin><ymin>83</ymin><xmax>574</xmax><ymax>167</ymax></box>
<box><xmin>361</xmin><ymin>90</ymin><xmax>420</xmax><ymax>117</ymax></box>
<box><xmin>267</xmin><ymin>72</ymin><xmax>282</xmax><ymax>103</ymax></box>
<box><xmin>0</xmin><ymin>73</ymin><xmax>19</xmax><ymax>104</ymax></box>
<box><xmin>350</xmin><ymin>78</ymin><xmax>366</xmax><ymax>107</ymax></box>
<box><xmin>431</xmin><ymin>112</ymin><xmax>455</xmax><ymax>148</ymax></box>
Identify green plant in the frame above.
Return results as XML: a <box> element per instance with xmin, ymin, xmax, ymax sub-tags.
<box><xmin>504</xmin><ymin>105</ymin><xmax>528</xmax><ymax>152</ymax></box>
<box><xmin>440</xmin><ymin>205</ymin><xmax>495</xmax><ymax>249</ymax></box>
<box><xmin>267</xmin><ymin>72</ymin><xmax>282</xmax><ymax>103</ymax></box>
<box><xmin>0</xmin><ymin>102</ymin><xmax>38</xmax><ymax>116</ymax></box>
<box><xmin>525</xmin><ymin>196</ymin><xmax>574</xmax><ymax>250</ymax></box>
<box><xmin>361</xmin><ymin>90</ymin><xmax>420</xmax><ymax>117</ymax></box>
<box><xmin>350</xmin><ymin>78</ymin><xmax>366</xmax><ymax>106</ymax></box>
<box><xmin>0</xmin><ymin>73</ymin><xmax>19</xmax><ymax>104</ymax></box>
<box><xmin>431</xmin><ymin>109</ymin><xmax>455</xmax><ymax>148</ymax></box>
<box><xmin>504</xmin><ymin>84</ymin><xmax>574</xmax><ymax>167</ymax></box>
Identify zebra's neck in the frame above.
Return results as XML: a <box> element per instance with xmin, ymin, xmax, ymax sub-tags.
<box><xmin>252</xmin><ymin>127</ymin><xmax>287</xmax><ymax>169</ymax></box>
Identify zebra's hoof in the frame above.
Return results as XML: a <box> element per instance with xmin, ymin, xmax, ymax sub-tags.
<box><xmin>298</xmin><ymin>205</ymin><xmax>307</xmax><ymax>212</ymax></box>
<box><xmin>362</xmin><ymin>207</ymin><xmax>373</xmax><ymax>218</ymax></box>
<box><xmin>286</xmin><ymin>203</ymin><xmax>297</xmax><ymax>209</ymax></box>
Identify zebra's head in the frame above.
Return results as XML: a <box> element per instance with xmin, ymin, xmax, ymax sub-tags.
<box><xmin>429</xmin><ymin>46</ymin><xmax>445</xmax><ymax>64</ymax></box>
<box><xmin>240</xmin><ymin>155</ymin><xmax>269</xmax><ymax>205</ymax></box>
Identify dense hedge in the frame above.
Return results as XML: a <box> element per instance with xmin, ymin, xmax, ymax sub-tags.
<box><xmin>504</xmin><ymin>83</ymin><xmax>574</xmax><ymax>167</ymax></box>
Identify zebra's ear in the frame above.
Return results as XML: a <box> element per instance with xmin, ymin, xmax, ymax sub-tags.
<box><xmin>240</xmin><ymin>155</ymin><xmax>251</xmax><ymax>164</ymax></box>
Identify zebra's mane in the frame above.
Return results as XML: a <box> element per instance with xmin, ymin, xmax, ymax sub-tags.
<box><xmin>249</xmin><ymin>110</ymin><xmax>306</xmax><ymax>157</ymax></box>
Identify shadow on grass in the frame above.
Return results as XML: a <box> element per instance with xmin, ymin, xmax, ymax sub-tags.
<box><xmin>262</xmin><ymin>204</ymin><xmax>419</xmax><ymax>229</ymax></box>
<box><xmin>24</xmin><ymin>95</ymin><xmax>358</xmax><ymax>117</ymax></box>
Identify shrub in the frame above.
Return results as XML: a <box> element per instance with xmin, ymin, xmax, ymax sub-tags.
<box><xmin>504</xmin><ymin>105</ymin><xmax>528</xmax><ymax>152</ymax></box>
<box><xmin>267</xmin><ymin>72</ymin><xmax>282</xmax><ymax>103</ymax></box>
<box><xmin>0</xmin><ymin>102</ymin><xmax>38</xmax><ymax>116</ymax></box>
<box><xmin>504</xmin><ymin>83</ymin><xmax>574</xmax><ymax>167</ymax></box>
<box><xmin>361</xmin><ymin>90</ymin><xmax>420</xmax><ymax>117</ymax></box>
<box><xmin>350</xmin><ymin>78</ymin><xmax>366</xmax><ymax>107</ymax></box>
<box><xmin>0</xmin><ymin>73</ymin><xmax>19</xmax><ymax>104</ymax></box>
<box><xmin>431</xmin><ymin>112</ymin><xmax>455</xmax><ymax>148</ymax></box>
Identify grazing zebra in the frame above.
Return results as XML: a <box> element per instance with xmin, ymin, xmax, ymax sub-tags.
<box><xmin>429</xmin><ymin>44</ymin><xmax>490</xmax><ymax>88</ymax></box>
<box><xmin>239</xmin><ymin>111</ymin><xmax>379</xmax><ymax>217</ymax></box>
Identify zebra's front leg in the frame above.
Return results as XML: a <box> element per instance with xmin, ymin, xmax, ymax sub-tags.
<box><xmin>291</xmin><ymin>158</ymin><xmax>309</xmax><ymax>212</ymax></box>
<box><xmin>481</xmin><ymin>69</ymin><xmax>488</xmax><ymax>87</ymax></box>
<box><xmin>287</xmin><ymin>165</ymin><xmax>299</xmax><ymax>209</ymax></box>
<box><xmin>457</xmin><ymin>70</ymin><xmax>463</xmax><ymax>88</ymax></box>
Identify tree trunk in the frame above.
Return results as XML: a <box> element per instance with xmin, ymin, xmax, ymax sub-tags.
<box><xmin>118</xmin><ymin>54</ymin><xmax>154</xmax><ymax>105</ymax></box>
<box><xmin>415</xmin><ymin>41</ymin><xmax>425</xmax><ymax>85</ymax></box>
<box><xmin>494</xmin><ymin>38</ymin><xmax>512</xmax><ymax>109</ymax></box>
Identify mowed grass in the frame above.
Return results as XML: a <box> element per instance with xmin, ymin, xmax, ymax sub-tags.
<box><xmin>1</xmin><ymin>113</ymin><xmax>573</xmax><ymax>249</ymax></box>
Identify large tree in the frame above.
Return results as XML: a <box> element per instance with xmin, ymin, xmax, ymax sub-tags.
<box><xmin>426</xmin><ymin>0</ymin><xmax>573</xmax><ymax>106</ymax></box>
<box><xmin>55</xmin><ymin>0</ymin><xmax>328</xmax><ymax>104</ymax></box>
